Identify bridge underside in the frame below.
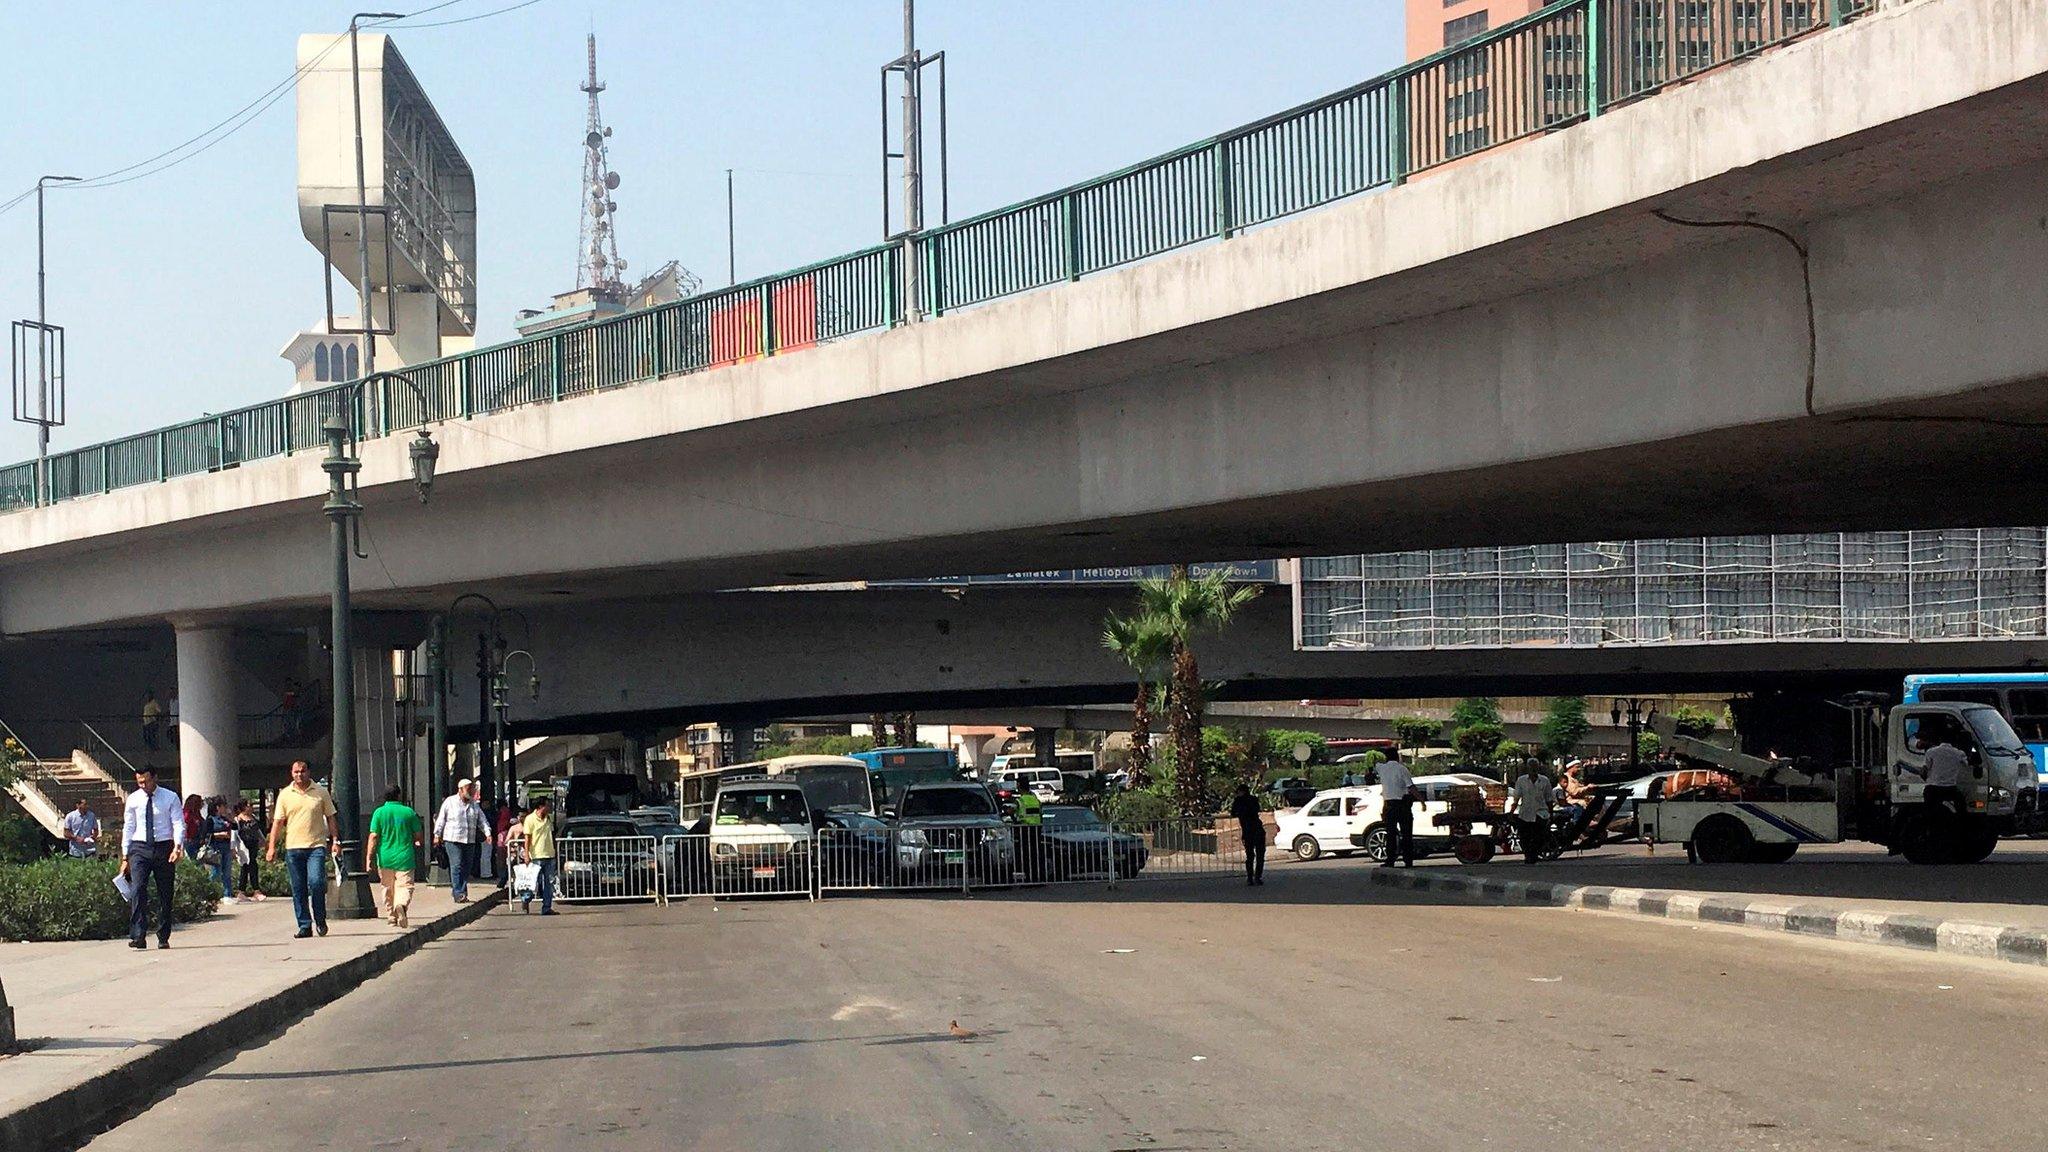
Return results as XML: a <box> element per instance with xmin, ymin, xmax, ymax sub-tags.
<box><xmin>7</xmin><ymin>1</ymin><xmax>2048</xmax><ymax>636</ymax></box>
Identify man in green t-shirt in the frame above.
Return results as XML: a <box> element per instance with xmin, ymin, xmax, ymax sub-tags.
<box><xmin>365</xmin><ymin>785</ymin><xmax>424</xmax><ymax>929</ymax></box>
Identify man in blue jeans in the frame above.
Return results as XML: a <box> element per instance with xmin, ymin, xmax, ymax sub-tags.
<box><xmin>433</xmin><ymin>778</ymin><xmax>487</xmax><ymax>903</ymax></box>
<box><xmin>266</xmin><ymin>760</ymin><xmax>340</xmax><ymax>938</ymax></box>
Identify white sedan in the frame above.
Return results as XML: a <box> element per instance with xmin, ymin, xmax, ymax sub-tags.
<box><xmin>1272</xmin><ymin>774</ymin><xmax>1500</xmax><ymax>862</ymax></box>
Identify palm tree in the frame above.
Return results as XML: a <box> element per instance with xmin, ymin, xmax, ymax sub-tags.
<box><xmin>1102</xmin><ymin>611</ymin><xmax>1172</xmax><ymax>788</ymax></box>
<box><xmin>1136</xmin><ymin>565</ymin><xmax>1261</xmax><ymax>819</ymax></box>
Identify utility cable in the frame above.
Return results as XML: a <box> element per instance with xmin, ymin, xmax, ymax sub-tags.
<box><xmin>1651</xmin><ymin>208</ymin><xmax>2048</xmax><ymax>430</ymax></box>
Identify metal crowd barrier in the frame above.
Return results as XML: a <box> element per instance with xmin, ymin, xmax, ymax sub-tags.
<box><xmin>548</xmin><ymin>817</ymin><xmax>1275</xmax><ymax>906</ymax></box>
<box><xmin>553</xmin><ymin>834</ymin><xmax>662</xmax><ymax>903</ymax></box>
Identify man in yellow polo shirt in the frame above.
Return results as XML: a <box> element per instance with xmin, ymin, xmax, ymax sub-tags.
<box><xmin>519</xmin><ymin>795</ymin><xmax>559</xmax><ymax>916</ymax></box>
<box><xmin>265</xmin><ymin>760</ymin><xmax>339</xmax><ymax>939</ymax></box>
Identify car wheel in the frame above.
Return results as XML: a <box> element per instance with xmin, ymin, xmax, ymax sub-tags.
<box><xmin>1292</xmin><ymin>834</ymin><xmax>1321</xmax><ymax>862</ymax></box>
<box><xmin>1747</xmin><ymin>842</ymin><xmax>1799</xmax><ymax>864</ymax></box>
<box><xmin>1359</xmin><ymin>824</ymin><xmax>1389</xmax><ymax>864</ymax></box>
<box><xmin>1690</xmin><ymin>816</ymin><xmax>1753</xmax><ymax>865</ymax></box>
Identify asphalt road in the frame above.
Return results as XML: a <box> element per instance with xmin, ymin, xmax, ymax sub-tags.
<box><xmin>84</xmin><ymin>870</ymin><xmax>2048</xmax><ymax>1152</ymax></box>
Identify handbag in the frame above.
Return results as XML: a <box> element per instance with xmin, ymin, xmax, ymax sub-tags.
<box><xmin>512</xmin><ymin>862</ymin><xmax>541</xmax><ymax>897</ymax></box>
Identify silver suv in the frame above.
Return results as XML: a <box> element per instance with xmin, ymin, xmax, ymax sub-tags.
<box><xmin>892</xmin><ymin>782</ymin><xmax>1015</xmax><ymax>885</ymax></box>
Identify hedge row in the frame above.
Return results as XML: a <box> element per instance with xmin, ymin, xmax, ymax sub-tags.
<box><xmin>0</xmin><ymin>856</ymin><xmax>223</xmax><ymax>942</ymax></box>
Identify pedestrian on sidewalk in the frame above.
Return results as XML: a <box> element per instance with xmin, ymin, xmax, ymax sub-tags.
<box><xmin>204</xmin><ymin>797</ymin><xmax>237</xmax><ymax>904</ymax></box>
<box><xmin>63</xmin><ymin>798</ymin><xmax>101</xmax><ymax>859</ymax></box>
<box><xmin>1377</xmin><ymin>755</ymin><xmax>1418</xmax><ymax>868</ymax></box>
<box><xmin>119</xmin><ymin>766</ymin><xmax>183</xmax><ymax>950</ymax></box>
<box><xmin>1229</xmin><ymin>783</ymin><xmax>1266</xmax><ymax>886</ymax></box>
<box><xmin>266</xmin><ymin>760</ymin><xmax>339</xmax><ymax>938</ymax></box>
<box><xmin>1509</xmin><ymin>760</ymin><xmax>1553</xmax><ymax>864</ymax></box>
<box><xmin>366</xmin><ymin>784</ymin><xmax>424</xmax><ymax>929</ymax></box>
<box><xmin>233</xmin><ymin>799</ymin><xmax>266</xmax><ymax>899</ymax></box>
<box><xmin>433</xmin><ymin>779</ymin><xmax>488</xmax><ymax>903</ymax></box>
<box><xmin>140</xmin><ymin>688</ymin><xmax>163</xmax><ymax>751</ymax></box>
<box><xmin>493</xmin><ymin>799</ymin><xmax>515</xmax><ymax>891</ymax></box>
<box><xmin>520</xmin><ymin>795</ymin><xmax>559</xmax><ymax>915</ymax></box>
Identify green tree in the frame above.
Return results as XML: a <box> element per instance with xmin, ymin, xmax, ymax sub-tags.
<box><xmin>1669</xmin><ymin>704</ymin><xmax>1719</xmax><ymax>739</ymax></box>
<box><xmin>1390</xmin><ymin>715</ymin><xmax>1443</xmax><ymax>756</ymax></box>
<box><xmin>1136</xmin><ymin>566</ymin><xmax>1262</xmax><ymax>819</ymax></box>
<box><xmin>1450</xmin><ymin>721</ymin><xmax>1507</xmax><ymax>765</ymax></box>
<box><xmin>1448</xmin><ymin>697</ymin><xmax>1503</xmax><ymax>730</ymax></box>
<box><xmin>1260</xmin><ymin>730</ymin><xmax>1328</xmax><ymax>767</ymax></box>
<box><xmin>1102</xmin><ymin>611</ymin><xmax>1174</xmax><ymax>789</ymax></box>
<box><xmin>1637</xmin><ymin>730</ymin><xmax>1662</xmax><ymax>760</ymax></box>
<box><xmin>1493</xmin><ymin>739</ymin><xmax>1524</xmax><ymax>764</ymax></box>
<box><xmin>1538</xmin><ymin>696</ymin><xmax>1592</xmax><ymax>760</ymax></box>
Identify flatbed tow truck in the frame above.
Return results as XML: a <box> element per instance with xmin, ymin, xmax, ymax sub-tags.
<box><xmin>1638</xmin><ymin>695</ymin><xmax>2043</xmax><ymax>864</ymax></box>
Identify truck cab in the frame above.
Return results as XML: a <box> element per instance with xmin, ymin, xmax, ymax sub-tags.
<box><xmin>1877</xmin><ymin>702</ymin><xmax>2036</xmax><ymax>860</ymax></box>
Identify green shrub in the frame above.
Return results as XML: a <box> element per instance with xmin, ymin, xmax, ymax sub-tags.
<box><xmin>0</xmin><ymin>813</ymin><xmax>51</xmax><ymax>866</ymax></box>
<box><xmin>255</xmin><ymin>859</ymin><xmax>294</xmax><ymax>897</ymax></box>
<box><xmin>0</xmin><ymin>856</ymin><xmax>221</xmax><ymax>942</ymax></box>
<box><xmin>1097</xmin><ymin>789</ymin><xmax>1174</xmax><ymax>826</ymax></box>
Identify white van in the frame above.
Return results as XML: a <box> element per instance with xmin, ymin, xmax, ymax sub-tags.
<box><xmin>989</xmin><ymin>765</ymin><xmax>1064</xmax><ymax>800</ymax></box>
<box><xmin>708</xmin><ymin>776</ymin><xmax>814</xmax><ymax>891</ymax></box>
<box><xmin>1271</xmin><ymin>774</ymin><xmax>1500</xmax><ymax>862</ymax></box>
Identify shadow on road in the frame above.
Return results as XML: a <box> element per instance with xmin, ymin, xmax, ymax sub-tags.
<box><xmin>203</xmin><ymin>1031</ymin><xmax>961</xmax><ymax>1082</ymax></box>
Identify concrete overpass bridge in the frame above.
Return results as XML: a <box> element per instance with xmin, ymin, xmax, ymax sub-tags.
<box><xmin>6</xmin><ymin>0</ymin><xmax>2048</xmax><ymax>804</ymax></box>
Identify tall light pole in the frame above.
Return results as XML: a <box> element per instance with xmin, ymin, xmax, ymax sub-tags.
<box><xmin>11</xmin><ymin>175</ymin><xmax>80</xmax><ymax>506</ymax></box>
<box><xmin>324</xmin><ymin>370</ymin><xmax>439</xmax><ymax>916</ymax></box>
<box><xmin>1612</xmin><ymin>697</ymin><xmax>1657</xmax><ymax>774</ymax></box>
<box><xmin>900</xmin><ymin>0</ymin><xmax>923</xmax><ymax>322</ymax></box>
<box><xmin>725</xmin><ymin>168</ymin><xmax>736</xmax><ymax>287</ymax></box>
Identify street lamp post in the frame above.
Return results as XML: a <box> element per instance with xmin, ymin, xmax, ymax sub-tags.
<box><xmin>12</xmin><ymin>175</ymin><xmax>80</xmax><ymax>507</ymax></box>
<box><xmin>1611</xmin><ymin>697</ymin><xmax>1658</xmax><ymax>775</ymax></box>
<box><xmin>323</xmin><ymin>371</ymin><xmax>439</xmax><ymax>917</ymax></box>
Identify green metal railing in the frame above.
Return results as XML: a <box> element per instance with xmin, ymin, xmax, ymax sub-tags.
<box><xmin>0</xmin><ymin>0</ymin><xmax>1884</xmax><ymax>516</ymax></box>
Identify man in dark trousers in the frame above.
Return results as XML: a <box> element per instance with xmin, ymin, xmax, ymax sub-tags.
<box><xmin>119</xmin><ymin>765</ymin><xmax>184</xmax><ymax>949</ymax></box>
<box><xmin>1377</xmin><ymin>755</ymin><xmax>1419</xmax><ymax>867</ymax></box>
<box><xmin>1229</xmin><ymin>783</ymin><xmax>1267</xmax><ymax>886</ymax></box>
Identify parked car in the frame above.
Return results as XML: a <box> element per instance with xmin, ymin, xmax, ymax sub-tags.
<box><xmin>892</xmin><ymin>781</ymin><xmax>1015</xmax><ymax>885</ymax></box>
<box><xmin>1027</xmin><ymin>805</ymin><xmax>1148</xmax><ymax>880</ymax></box>
<box><xmin>1267</xmin><ymin>777</ymin><xmax>1318</xmax><ymax>808</ymax></box>
<box><xmin>1273</xmin><ymin>774</ymin><xmax>1500</xmax><ymax>863</ymax></box>
<box><xmin>557</xmin><ymin>815</ymin><xmax>660</xmax><ymax>899</ymax></box>
<box><xmin>816</xmin><ymin>810</ymin><xmax>893</xmax><ymax>887</ymax></box>
<box><xmin>989</xmin><ymin>765</ymin><xmax>1064</xmax><ymax>801</ymax></box>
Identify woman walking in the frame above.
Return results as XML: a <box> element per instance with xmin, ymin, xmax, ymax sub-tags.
<box><xmin>233</xmin><ymin>799</ymin><xmax>267</xmax><ymax>900</ymax></box>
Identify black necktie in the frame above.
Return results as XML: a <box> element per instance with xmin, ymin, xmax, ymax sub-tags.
<box><xmin>144</xmin><ymin>791</ymin><xmax>157</xmax><ymax>846</ymax></box>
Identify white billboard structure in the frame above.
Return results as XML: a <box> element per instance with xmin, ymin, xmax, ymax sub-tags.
<box><xmin>295</xmin><ymin>32</ymin><xmax>476</xmax><ymax>371</ymax></box>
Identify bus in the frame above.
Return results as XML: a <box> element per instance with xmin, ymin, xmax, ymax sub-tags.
<box><xmin>1901</xmin><ymin>673</ymin><xmax>2048</xmax><ymax>786</ymax></box>
<box><xmin>679</xmin><ymin>755</ymin><xmax>877</xmax><ymax>822</ymax></box>
<box><xmin>849</xmin><ymin>747</ymin><xmax>964</xmax><ymax>813</ymax></box>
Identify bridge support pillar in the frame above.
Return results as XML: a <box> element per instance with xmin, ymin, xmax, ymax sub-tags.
<box><xmin>728</xmin><ymin>723</ymin><xmax>756</xmax><ymax>765</ymax></box>
<box><xmin>173</xmin><ymin>624</ymin><xmax>240</xmax><ymax>802</ymax></box>
<box><xmin>1032</xmin><ymin>726</ymin><xmax>1057</xmax><ymax>767</ymax></box>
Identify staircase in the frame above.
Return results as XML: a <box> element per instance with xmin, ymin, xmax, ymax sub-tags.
<box><xmin>3</xmin><ymin>722</ymin><xmax>129</xmax><ymax>855</ymax></box>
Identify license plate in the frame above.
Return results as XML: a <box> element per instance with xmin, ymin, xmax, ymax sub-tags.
<box><xmin>942</xmin><ymin>851</ymin><xmax>965</xmax><ymax>864</ymax></box>
<box><xmin>751</xmin><ymin>866</ymin><xmax>779</xmax><ymax>879</ymax></box>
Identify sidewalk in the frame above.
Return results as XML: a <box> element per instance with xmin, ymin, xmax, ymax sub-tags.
<box><xmin>1371</xmin><ymin>839</ymin><xmax>2048</xmax><ymax>967</ymax></box>
<box><xmin>0</xmin><ymin>882</ymin><xmax>501</xmax><ymax>1152</ymax></box>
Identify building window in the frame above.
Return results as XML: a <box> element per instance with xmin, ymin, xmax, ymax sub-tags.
<box><xmin>1443</xmin><ymin>11</ymin><xmax>1490</xmax><ymax>49</ymax></box>
<box><xmin>1445</xmin><ymin>87</ymin><xmax>1489</xmax><ymax>121</ymax></box>
<box><xmin>343</xmin><ymin>343</ymin><xmax>360</xmax><ymax>381</ymax></box>
<box><xmin>312</xmin><ymin>343</ymin><xmax>329</xmax><ymax>382</ymax></box>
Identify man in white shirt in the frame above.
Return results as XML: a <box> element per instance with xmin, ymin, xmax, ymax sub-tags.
<box><xmin>433</xmin><ymin>779</ymin><xmax>488</xmax><ymax>903</ymax></box>
<box><xmin>120</xmin><ymin>765</ymin><xmax>184</xmax><ymax>949</ymax></box>
<box><xmin>1508</xmin><ymin>762</ymin><xmax>1553</xmax><ymax>864</ymax></box>
<box><xmin>1913</xmin><ymin>724</ymin><xmax>1972</xmax><ymax>835</ymax></box>
<box><xmin>63</xmin><ymin>799</ymin><xmax>101</xmax><ymax>858</ymax></box>
<box><xmin>1376</xmin><ymin>757</ymin><xmax>1418</xmax><ymax>868</ymax></box>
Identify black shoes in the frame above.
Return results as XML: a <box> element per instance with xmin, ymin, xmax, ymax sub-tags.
<box><xmin>157</xmin><ymin>938</ymin><xmax>170</xmax><ymax>949</ymax></box>
<box><xmin>314</xmin><ymin>922</ymin><xmax>329</xmax><ymax>936</ymax></box>
<box><xmin>294</xmin><ymin>927</ymin><xmax>313</xmax><ymax>939</ymax></box>
<box><xmin>128</xmin><ymin>938</ymin><xmax>147</xmax><ymax>950</ymax></box>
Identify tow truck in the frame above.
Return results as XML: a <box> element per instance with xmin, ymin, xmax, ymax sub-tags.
<box><xmin>1636</xmin><ymin>695</ymin><xmax>2042</xmax><ymax>864</ymax></box>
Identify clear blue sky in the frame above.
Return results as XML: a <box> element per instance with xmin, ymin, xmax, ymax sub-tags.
<box><xmin>0</xmin><ymin>0</ymin><xmax>1404</xmax><ymax>460</ymax></box>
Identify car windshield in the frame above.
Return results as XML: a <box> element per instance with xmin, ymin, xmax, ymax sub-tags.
<box><xmin>1041</xmin><ymin>808</ymin><xmax>1101</xmax><ymax>829</ymax></box>
<box><xmin>1965</xmin><ymin>707</ymin><xmax>2027</xmax><ymax>753</ymax></box>
<box><xmin>715</xmin><ymin>790</ymin><xmax>809</xmax><ymax>825</ymax></box>
<box><xmin>828</xmin><ymin>813</ymin><xmax>885</xmax><ymax>831</ymax></box>
<box><xmin>900</xmin><ymin>787</ymin><xmax>995</xmax><ymax>818</ymax></box>
<box><xmin>565</xmin><ymin>821</ymin><xmax>638</xmax><ymax>838</ymax></box>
